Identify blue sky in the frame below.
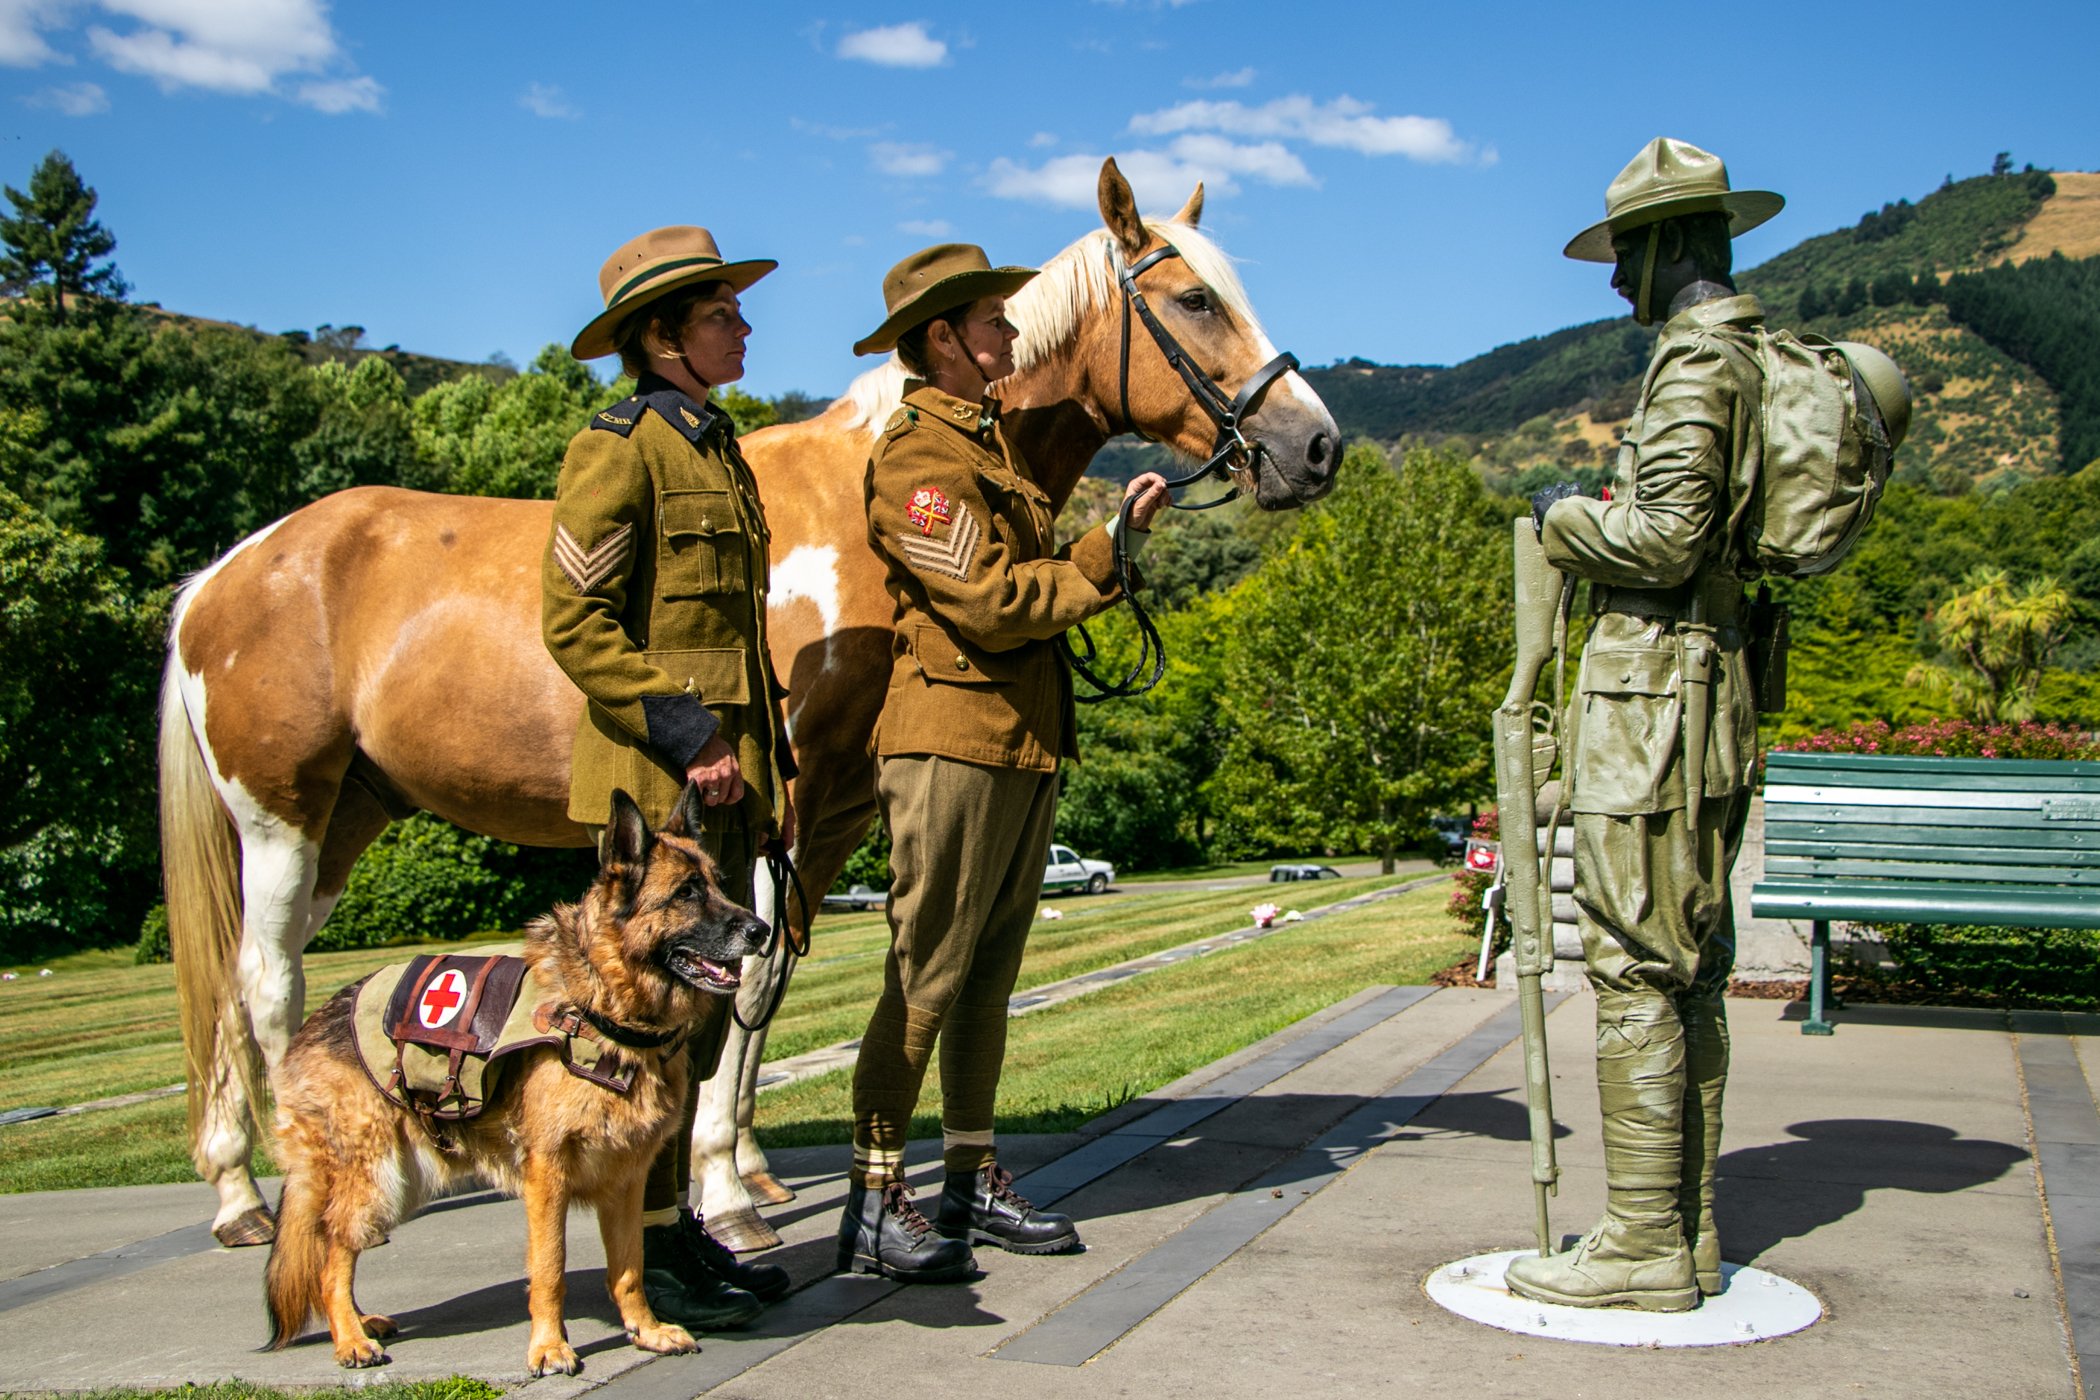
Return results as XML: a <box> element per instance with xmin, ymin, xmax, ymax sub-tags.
<box><xmin>0</xmin><ymin>1</ymin><xmax>2094</xmax><ymax>400</ymax></box>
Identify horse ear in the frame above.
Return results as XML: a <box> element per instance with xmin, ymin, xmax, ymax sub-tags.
<box><xmin>666</xmin><ymin>779</ymin><xmax>706</xmax><ymax>840</ymax></box>
<box><xmin>1174</xmin><ymin>183</ymin><xmax>1204</xmax><ymax>228</ymax></box>
<box><xmin>1097</xmin><ymin>157</ymin><xmax>1148</xmax><ymax>263</ymax></box>
<box><xmin>606</xmin><ymin>789</ymin><xmax>650</xmax><ymax>873</ymax></box>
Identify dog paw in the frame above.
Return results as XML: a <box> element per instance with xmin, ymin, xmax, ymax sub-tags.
<box><xmin>334</xmin><ymin>1338</ymin><xmax>390</xmax><ymax>1369</ymax></box>
<box><xmin>529</xmin><ymin>1341</ymin><xmax>582</xmax><ymax>1377</ymax></box>
<box><xmin>631</xmin><ymin>1322</ymin><xmax>698</xmax><ymax>1355</ymax></box>
<box><xmin>360</xmin><ymin>1314</ymin><xmax>398</xmax><ymax>1339</ymax></box>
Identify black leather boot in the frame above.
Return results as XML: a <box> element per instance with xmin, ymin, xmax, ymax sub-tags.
<box><xmin>642</xmin><ymin>1217</ymin><xmax>764</xmax><ymax>1331</ymax></box>
<box><xmin>936</xmin><ymin>1164</ymin><xmax>1081</xmax><ymax>1255</ymax></box>
<box><xmin>677</xmin><ymin>1210</ymin><xmax>792</xmax><ymax>1302</ymax></box>
<box><xmin>836</xmin><ymin>1180</ymin><xmax>975</xmax><ymax>1282</ymax></box>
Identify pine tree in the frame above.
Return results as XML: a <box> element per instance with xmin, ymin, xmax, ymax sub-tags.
<box><xmin>0</xmin><ymin>150</ymin><xmax>127</xmax><ymax>324</ymax></box>
<box><xmin>1797</xmin><ymin>283</ymin><xmax>1827</xmax><ymax>319</ymax></box>
<box><xmin>1835</xmin><ymin>276</ymin><xmax>1868</xmax><ymax>317</ymax></box>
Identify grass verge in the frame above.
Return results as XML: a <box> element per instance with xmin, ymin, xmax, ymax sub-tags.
<box><xmin>0</xmin><ymin>1379</ymin><xmax>505</xmax><ymax>1400</ymax></box>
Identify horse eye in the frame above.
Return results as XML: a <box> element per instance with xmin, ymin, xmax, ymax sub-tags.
<box><xmin>1179</xmin><ymin>290</ymin><xmax>1211</xmax><ymax>314</ymax></box>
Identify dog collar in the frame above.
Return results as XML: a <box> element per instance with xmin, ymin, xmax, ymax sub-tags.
<box><xmin>576</xmin><ymin>1005</ymin><xmax>685</xmax><ymax>1050</ymax></box>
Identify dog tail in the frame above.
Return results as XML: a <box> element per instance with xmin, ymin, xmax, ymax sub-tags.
<box><xmin>262</xmin><ymin>1167</ymin><xmax>326</xmax><ymax>1349</ymax></box>
<box><xmin>159</xmin><ymin>649</ymin><xmax>264</xmax><ymax>1167</ymax></box>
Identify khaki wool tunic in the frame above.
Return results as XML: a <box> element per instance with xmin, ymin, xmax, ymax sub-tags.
<box><xmin>541</xmin><ymin>376</ymin><xmax>793</xmax><ymax>830</ymax></box>
<box><xmin>863</xmin><ymin>381</ymin><xmax>1121</xmax><ymax>770</ymax></box>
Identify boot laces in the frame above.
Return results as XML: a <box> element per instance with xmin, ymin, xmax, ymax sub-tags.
<box><xmin>984</xmin><ymin>1164</ymin><xmax>1034</xmax><ymax>1213</ymax></box>
<box><xmin>682</xmin><ymin>1212</ymin><xmax>739</xmax><ymax>1271</ymax></box>
<box><xmin>881</xmin><ymin>1180</ymin><xmax>935</xmax><ymax>1240</ymax></box>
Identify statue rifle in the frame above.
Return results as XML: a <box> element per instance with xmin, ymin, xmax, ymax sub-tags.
<box><xmin>1491</xmin><ymin>517</ymin><xmax>1572</xmax><ymax>1256</ymax></box>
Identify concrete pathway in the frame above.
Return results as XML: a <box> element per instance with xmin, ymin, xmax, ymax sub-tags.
<box><xmin>0</xmin><ymin>990</ymin><xmax>2090</xmax><ymax>1397</ymax></box>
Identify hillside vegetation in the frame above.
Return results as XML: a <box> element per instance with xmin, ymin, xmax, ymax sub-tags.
<box><xmin>1305</xmin><ymin>164</ymin><xmax>2100</xmax><ymax>493</ymax></box>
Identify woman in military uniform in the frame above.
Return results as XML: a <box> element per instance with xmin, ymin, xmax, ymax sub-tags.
<box><xmin>542</xmin><ymin>225</ymin><xmax>799</xmax><ymax>1329</ymax></box>
<box><xmin>836</xmin><ymin>244</ymin><xmax>1169</xmax><ymax>1281</ymax></box>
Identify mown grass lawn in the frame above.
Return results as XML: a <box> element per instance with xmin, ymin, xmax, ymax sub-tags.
<box><xmin>0</xmin><ymin>1378</ymin><xmax>505</xmax><ymax>1400</ymax></box>
<box><xmin>0</xmin><ymin>876</ymin><xmax>1464</xmax><ymax>1193</ymax></box>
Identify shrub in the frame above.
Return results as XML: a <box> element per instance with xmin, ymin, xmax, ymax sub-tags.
<box><xmin>1445</xmin><ymin>808</ymin><xmax>1500</xmax><ymax>936</ymax></box>
<box><xmin>1779</xmin><ymin>718</ymin><xmax>2100</xmax><ymax>760</ymax></box>
<box><xmin>314</xmin><ymin>814</ymin><xmax>595</xmax><ymax>951</ymax></box>
<box><xmin>1847</xmin><ymin>923</ymin><xmax>2099</xmax><ymax>1011</ymax></box>
<box><xmin>136</xmin><ymin>901</ymin><xmax>169</xmax><ymax>964</ymax></box>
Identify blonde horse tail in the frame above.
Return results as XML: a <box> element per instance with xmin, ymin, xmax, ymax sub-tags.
<box><xmin>159</xmin><ymin>655</ymin><xmax>261</xmax><ymax>1170</ymax></box>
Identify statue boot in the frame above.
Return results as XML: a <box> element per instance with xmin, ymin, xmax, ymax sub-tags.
<box><xmin>1677</xmin><ymin>987</ymin><xmax>1730</xmax><ymax>1296</ymax></box>
<box><xmin>1506</xmin><ymin>988</ymin><xmax>1697</xmax><ymax>1312</ymax></box>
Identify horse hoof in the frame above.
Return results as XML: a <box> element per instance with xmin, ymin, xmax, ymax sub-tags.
<box><xmin>741</xmin><ymin>1171</ymin><xmax>796</xmax><ymax>1206</ymax></box>
<box><xmin>214</xmin><ymin>1205</ymin><xmax>277</xmax><ymax>1248</ymax></box>
<box><xmin>707</xmin><ymin>1207</ymin><xmax>782</xmax><ymax>1253</ymax></box>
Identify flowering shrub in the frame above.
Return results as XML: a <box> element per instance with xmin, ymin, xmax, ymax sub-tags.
<box><xmin>1446</xmin><ymin>808</ymin><xmax>1501</xmax><ymax>937</ymax></box>
<box><xmin>1781</xmin><ymin>718</ymin><xmax>2100</xmax><ymax>760</ymax></box>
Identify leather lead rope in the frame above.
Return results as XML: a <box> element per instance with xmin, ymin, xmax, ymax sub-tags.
<box><xmin>731</xmin><ymin>845</ymin><xmax>812</xmax><ymax>1033</ymax></box>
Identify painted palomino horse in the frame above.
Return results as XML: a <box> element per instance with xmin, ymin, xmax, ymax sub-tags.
<box><xmin>161</xmin><ymin>160</ymin><xmax>1340</xmax><ymax>1248</ymax></box>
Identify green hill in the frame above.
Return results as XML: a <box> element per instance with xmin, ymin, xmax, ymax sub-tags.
<box><xmin>1306</xmin><ymin>167</ymin><xmax>2100</xmax><ymax>493</ymax></box>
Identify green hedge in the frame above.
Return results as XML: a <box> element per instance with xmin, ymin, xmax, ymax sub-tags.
<box><xmin>1850</xmin><ymin>923</ymin><xmax>2100</xmax><ymax>1011</ymax></box>
<box><xmin>136</xmin><ymin>813</ymin><xmax>596</xmax><ymax>961</ymax></box>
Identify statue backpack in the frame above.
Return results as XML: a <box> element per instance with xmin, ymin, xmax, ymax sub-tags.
<box><xmin>1725</xmin><ymin>331</ymin><xmax>1901</xmax><ymax>578</ymax></box>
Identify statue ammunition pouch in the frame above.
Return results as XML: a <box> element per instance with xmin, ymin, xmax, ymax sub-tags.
<box><xmin>1745</xmin><ymin>584</ymin><xmax>1790</xmax><ymax>715</ymax></box>
<box><xmin>352</xmin><ymin>953</ymin><xmax>645</xmax><ymax>1120</ymax></box>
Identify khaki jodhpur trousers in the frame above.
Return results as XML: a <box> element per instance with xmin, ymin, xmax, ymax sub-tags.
<box><xmin>852</xmin><ymin>754</ymin><xmax>1061</xmax><ymax>1186</ymax></box>
<box><xmin>591</xmin><ymin>815</ymin><xmax>753</xmax><ymax>1217</ymax></box>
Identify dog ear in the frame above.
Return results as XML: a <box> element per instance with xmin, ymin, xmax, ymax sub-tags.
<box><xmin>666</xmin><ymin>779</ymin><xmax>707</xmax><ymax>840</ymax></box>
<box><xmin>606</xmin><ymin>789</ymin><xmax>650</xmax><ymax>874</ymax></box>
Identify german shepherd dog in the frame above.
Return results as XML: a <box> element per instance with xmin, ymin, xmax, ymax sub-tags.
<box><xmin>263</xmin><ymin>786</ymin><xmax>767</xmax><ymax>1375</ymax></box>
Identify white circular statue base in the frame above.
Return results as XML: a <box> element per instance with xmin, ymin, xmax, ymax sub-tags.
<box><xmin>1425</xmin><ymin>1250</ymin><xmax>1821</xmax><ymax>1347</ymax></box>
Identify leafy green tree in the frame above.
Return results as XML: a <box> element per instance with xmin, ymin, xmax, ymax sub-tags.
<box><xmin>1797</xmin><ymin>283</ymin><xmax>1827</xmax><ymax>319</ymax></box>
<box><xmin>410</xmin><ymin>344</ymin><xmax>596</xmax><ymax>498</ymax></box>
<box><xmin>1207</xmin><ymin>445</ymin><xmax>1506</xmax><ymax>872</ymax></box>
<box><xmin>1906</xmin><ymin>566</ymin><xmax>2073</xmax><ymax>721</ymax></box>
<box><xmin>0</xmin><ymin>151</ymin><xmax>125</xmax><ymax>324</ymax></box>
<box><xmin>0</xmin><ymin>488</ymin><xmax>164</xmax><ymax>959</ymax></box>
<box><xmin>1834</xmin><ymin>276</ymin><xmax>1868</xmax><ymax>316</ymax></box>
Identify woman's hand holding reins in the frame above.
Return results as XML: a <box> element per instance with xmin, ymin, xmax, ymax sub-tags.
<box><xmin>685</xmin><ymin>735</ymin><xmax>746</xmax><ymax>807</ymax></box>
<box><xmin>1123</xmin><ymin>472</ymin><xmax>1169</xmax><ymax>532</ymax></box>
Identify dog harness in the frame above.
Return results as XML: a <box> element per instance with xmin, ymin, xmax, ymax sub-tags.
<box><xmin>351</xmin><ymin>953</ymin><xmax>664</xmax><ymax>1120</ymax></box>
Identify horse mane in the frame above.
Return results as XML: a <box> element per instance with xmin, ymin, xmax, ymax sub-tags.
<box><xmin>833</xmin><ymin>217</ymin><xmax>1260</xmax><ymax>438</ymax></box>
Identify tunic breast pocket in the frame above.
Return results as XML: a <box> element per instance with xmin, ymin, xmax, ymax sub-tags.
<box><xmin>659</xmin><ymin>489</ymin><xmax>749</xmax><ymax>597</ymax></box>
<box><xmin>1572</xmin><ymin>647</ymin><xmax>1684</xmax><ymax>816</ymax></box>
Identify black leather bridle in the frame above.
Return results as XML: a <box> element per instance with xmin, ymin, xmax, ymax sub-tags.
<box><xmin>1115</xmin><ymin>242</ymin><xmax>1302</xmax><ymax>512</ymax></box>
<box><xmin>1063</xmin><ymin>242</ymin><xmax>1303</xmax><ymax>702</ymax></box>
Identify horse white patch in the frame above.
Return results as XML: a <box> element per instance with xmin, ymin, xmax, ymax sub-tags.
<box><xmin>771</xmin><ymin>544</ymin><xmax>843</xmax><ymax>639</ymax></box>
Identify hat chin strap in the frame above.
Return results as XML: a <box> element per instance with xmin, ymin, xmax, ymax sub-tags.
<box><xmin>1635</xmin><ymin>229</ymin><xmax>1661</xmax><ymax>327</ymax></box>
<box><xmin>678</xmin><ymin>352</ymin><xmax>713</xmax><ymax>395</ymax></box>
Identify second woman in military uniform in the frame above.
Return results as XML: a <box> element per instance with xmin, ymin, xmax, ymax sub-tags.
<box><xmin>837</xmin><ymin>243</ymin><xmax>1169</xmax><ymax>1281</ymax></box>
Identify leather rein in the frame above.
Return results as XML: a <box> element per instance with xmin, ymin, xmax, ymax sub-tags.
<box><xmin>1064</xmin><ymin>242</ymin><xmax>1301</xmax><ymax>702</ymax></box>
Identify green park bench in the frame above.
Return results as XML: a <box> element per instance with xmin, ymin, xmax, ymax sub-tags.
<box><xmin>1750</xmin><ymin>750</ymin><xmax>2100</xmax><ymax>1035</ymax></box>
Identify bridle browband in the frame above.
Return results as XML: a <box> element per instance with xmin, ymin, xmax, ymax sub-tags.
<box><xmin>1063</xmin><ymin>240</ymin><xmax>1302</xmax><ymax>702</ymax></box>
<box><xmin>1115</xmin><ymin>242</ymin><xmax>1301</xmax><ymax>512</ymax></box>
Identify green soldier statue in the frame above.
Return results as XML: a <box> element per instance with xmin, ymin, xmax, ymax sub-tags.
<box><xmin>1503</xmin><ymin>138</ymin><xmax>1785</xmax><ymax>1313</ymax></box>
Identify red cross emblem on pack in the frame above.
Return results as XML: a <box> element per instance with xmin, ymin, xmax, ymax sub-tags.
<box><xmin>908</xmin><ymin>486</ymin><xmax>952</xmax><ymax>535</ymax></box>
<box><xmin>418</xmin><ymin>968</ymin><xmax>469</xmax><ymax>1029</ymax></box>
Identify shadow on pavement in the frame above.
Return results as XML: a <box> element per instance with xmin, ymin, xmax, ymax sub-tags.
<box><xmin>1716</xmin><ymin>1118</ymin><xmax>2028</xmax><ymax>1267</ymax></box>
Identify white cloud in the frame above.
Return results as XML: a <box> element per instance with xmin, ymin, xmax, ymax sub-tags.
<box><xmin>871</xmin><ymin>141</ymin><xmax>950</xmax><ymax>177</ymax></box>
<box><xmin>984</xmin><ymin>135</ymin><xmax>1309</xmax><ymax>209</ymax></box>
<box><xmin>296</xmin><ymin>73</ymin><xmax>377</xmax><ymax>114</ymax></box>
<box><xmin>11</xmin><ymin>0</ymin><xmax>381</xmax><ymax>113</ymax></box>
<box><xmin>1184</xmin><ymin>66</ymin><xmax>1254</xmax><ymax>89</ymax></box>
<box><xmin>23</xmin><ymin>80</ymin><xmax>108</xmax><ymax>114</ymax></box>
<box><xmin>1028</xmin><ymin>131</ymin><xmax>1057</xmax><ymax>149</ymax></box>
<box><xmin>520</xmin><ymin>81</ymin><xmax>577</xmax><ymax>120</ymax></box>
<box><xmin>0</xmin><ymin>0</ymin><xmax>71</xmax><ymax>66</ymax></box>
<box><xmin>837</xmin><ymin>21</ymin><xmax>946</xmax><ymax>68</ymax></box>
<box><xmin>790</xmin><ymin>116</ymin><xmax>886</xmax><ymax>141</ymax></box>
<box><xmin>1130</xmin><ymin>94</ymin><xmax>1477</xmax><ymax>163</ymax></box>
<box><xmin>898</xmin><ymin>218</ymin><xmax>952</xmax><ymax>237</ymax></box>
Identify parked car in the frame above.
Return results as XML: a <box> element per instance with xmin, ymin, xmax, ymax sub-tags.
<box><xmin>1043</xmin><ymin>844</ymin><xmax>1115</xmax><ymax>895</ymax></box>
<box><xmin>1429</xmin><ymin>816</ymin><xmax>1470</xmax><ymax>861</ymax></box>
<box><xmin>821</xmin><ymin>883</ymin><xmax>887</xmax><ymax>912</ymax></box>
<box><xmin>1269</xmin><ymin>862</ymin><xmax>1342</xmax><ymax>882</ymax></box>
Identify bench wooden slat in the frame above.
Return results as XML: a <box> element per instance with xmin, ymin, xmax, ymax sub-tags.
<box><xmin>1763</xmin><ymin>784</ymin><xmax>2100</xmax><ymax>814</ymax></box>
<box><xmin>1766</xmin><ymin>752</ymin><xmax>2100</xmax><ymax>784</ymax></box>
<box><xmin>1764</xmin><ymin>854</ymin><xmax>2100</xmax><ymax>885</ymax></box>
<box><xmin>1749</xmin><ymin>879</ymin><xmax>2100</xmax><ymax>930</ymax></box>
<box><xmin>1766</xmin><ymin>808</ymin><xmax>2100</xmax><ymax>837</ymax></box>
<box><xmin>1768</xmin><ymin>828</ymin><xmax>2100</xmax><ymax>860</ymax></box>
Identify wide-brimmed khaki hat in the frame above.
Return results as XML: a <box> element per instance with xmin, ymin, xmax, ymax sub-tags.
<box><xmin>853</xmin><ymin>243</ymin><xmax>1037</xmax><ymax>356</ymax></box>
<box><xmin>1564</xmin><ymin>137</ymin><xmax>1784</xmax><ymax>263</ymax></box>
<box><xmin>1836</xmin><ymin>340</ymin><xmax>1913</xmax><ymax>451</ymax></box>
<box><xmin>571</xmin><ymin>226</ymin><xmax>777</xmax><ymax>361</ymax></box>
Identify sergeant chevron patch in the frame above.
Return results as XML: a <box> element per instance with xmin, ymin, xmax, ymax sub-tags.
<box><xmin>553</xmin><ymin>521</ymin><xmax>634</xmax><ymax>592</ymax></box>
<box><xmin>901</xmin><ymin>508</ymin><xmax>980</xmax><ymax>581</ymax></box>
